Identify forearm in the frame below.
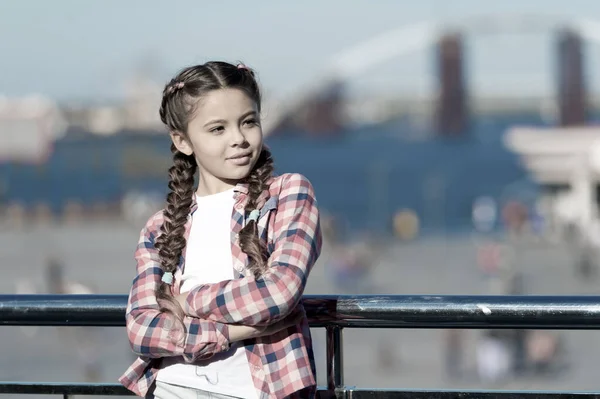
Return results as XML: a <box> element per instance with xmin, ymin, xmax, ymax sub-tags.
<box><xmin>183</xmin><ymin>262</ymin><xmax>305</xmax><ymax>326</ymax></box>
<box><xmin>227</xmin><ymin>324</ymin><xmax>262</xmax><ymax>342</ymax></box>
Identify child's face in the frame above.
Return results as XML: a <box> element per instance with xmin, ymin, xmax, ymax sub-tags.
<box><xmin>171</xmin><ymin>88</ymin><xmax>263</xmax><ymax>193</ymax></box>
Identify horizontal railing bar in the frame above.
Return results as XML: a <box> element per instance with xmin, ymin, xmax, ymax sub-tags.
<box><xmin>1</xmin><ymin>294</ymin><xmax>600</xmax><ymax>329</ymax></box>
<box><xmin>1</xmin><ymin>383</ymin><xmax>600</xmax><ymax>398</ymax></box>
<box><xmin>0</xmin><ymin>382</ymin><xmax>132</xmax><ymax>395</ymax></box>
<box><xmin>345</xmin><ymin>389</ymin><xmax>600</xmax><ymax>398</ymax></box>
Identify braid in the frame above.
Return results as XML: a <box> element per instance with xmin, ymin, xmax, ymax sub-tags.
<box><xmin>239</xmin><ymin>147</ymin><xmax>275</xmax><ymax>278</ymax></box>
<box><xmin>154</xmin><ymin>143</ymin><xmax>197</xmax><ymax>336</ymax></box>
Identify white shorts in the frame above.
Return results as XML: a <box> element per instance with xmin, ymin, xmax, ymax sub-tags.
<box><xmin>150</xmin><ymin>381</ymin><xmax>243</xmax><ymax>399</ymax></box>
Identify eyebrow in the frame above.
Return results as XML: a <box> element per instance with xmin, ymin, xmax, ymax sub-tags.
<box><xmin>203</xmin><ymin>110</ymin><xmax>257</xmax><ymax>128</ymax></box>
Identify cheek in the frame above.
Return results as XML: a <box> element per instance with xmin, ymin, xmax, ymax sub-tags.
<box><xmin>249</xmin><ymin>129</ymin><xmax>264</xmax><ymax>148</ymax></box>
<box><xmin>190</xmin><ymin>138</ymin><xmax>224</xmax><ymax>157</ymax></box>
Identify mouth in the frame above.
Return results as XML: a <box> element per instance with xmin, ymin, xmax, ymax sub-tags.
<box><xmin>227</xmin><ymin>151</ymin><xmax>252</xmax><ymax>160</ymax></box>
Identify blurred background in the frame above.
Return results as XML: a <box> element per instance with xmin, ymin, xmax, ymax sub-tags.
<box><xmin>4</xmin><ymin>0</ymin><xmax>600</xmax><ymax>396</ymax></box>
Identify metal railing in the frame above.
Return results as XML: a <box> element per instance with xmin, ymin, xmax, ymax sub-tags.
<box><xmin>1</xmin><ymin>294</ymin><xmax>600</xmax><ymax>398</ymax></box>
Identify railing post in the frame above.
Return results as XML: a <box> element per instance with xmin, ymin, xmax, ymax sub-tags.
<box><xmin>326</xmin><ymin>325</ymin><xmax>344</xmax><ymax>395</ymax></box>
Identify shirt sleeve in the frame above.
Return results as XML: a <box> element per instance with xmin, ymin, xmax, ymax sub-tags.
<box><xmin>184</xmin><ymin>173</ymin><xmax>322</xmax><ymax>326</ymax></box>
<box><xmin>125</xmin><ymin>216</ymin><xmax>231</xmax><ymax>363</ymax></box>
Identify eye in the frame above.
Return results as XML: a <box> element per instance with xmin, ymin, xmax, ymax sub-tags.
<box><xmin>210</xmin><ymin>126</ymin><xmax>225</xmax><ymax>134</ymax></box>
<box><xmin>243</xmin><ymin>118</ymin><xmax>259</xmax><ymax>126</ymax></box>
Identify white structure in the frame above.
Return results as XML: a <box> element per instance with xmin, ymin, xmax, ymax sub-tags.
<box><xmin>263</xmin><ymin>14</ymin><xmax>600</xmax><ymax>134</ymax></box>
<box><xmin>504</xmin><ymin>126</ymin><xmax>600</xmax><ymax>250</ymax></box>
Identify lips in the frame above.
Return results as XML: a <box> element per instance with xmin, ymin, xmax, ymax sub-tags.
<box><xmin>228</xmin><ymin>152</ymin><xmax>252</xmax><ymax>160</ymax></box>
<box><xmin>227</xmin><ymin>151</ymin><xmax>253</xmax><ymax>166</ymax></box>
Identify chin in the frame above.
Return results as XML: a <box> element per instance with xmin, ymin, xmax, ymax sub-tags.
<box><xmin>223</xmin><ymin>156</ymin><xmax>259</xmax><ymax>179</ymax></box>
<box><xmin>224</xmin><ymin>166</ymin><xmax>254</xmax><ymax>181</ymax></box>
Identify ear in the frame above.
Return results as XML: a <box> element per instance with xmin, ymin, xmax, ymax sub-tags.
<box><xmin>170</xmin><ymin>131</ymin><xmax>193</xmax><ymax>156</ymax></box>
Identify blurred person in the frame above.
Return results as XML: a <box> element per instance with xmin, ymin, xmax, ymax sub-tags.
<box><xmin>16</xmin><ymin>258</ymin><xmax>104</xmax><ymax>382</ymax></box>
<box><xmin>320</xmin><ymin>213</ymin><xmax>341</xmax><ymax>246</ymax></box>
<box><xmin>472</xmin><ymin>196</ymin><xmax>498</xmax><ymax>234</ymax></box>
<box><xmin>475</xmin><ymin>241</ymin><xmax>519</xmax><ymax>382</ymax></box>
<box><xmin>120</xmin><ymin>62</ymin><xmax>322</xmax><ymax>399</ymax></box>
<box><xmin>44</xmin><ymin>259</ymin><xmax>105</xmax><ymax>382</ymax></box>
<box><xmin>326</xmin><ymin>236</ymin><xmax>380</xmax><ymax>294</ymax></box>
<box><xmin>505</xmin><ymin>268</ymin><xmax>528</xmax><ymax>375</ymax></box>
<box><xmin>323</xmin><ymin>215</ymin><xmax>382</xmax><ymax>294</ymax></box>
<box><xmin>45</xmin><ymin>258</ymin><xmax>93</xmax><ymax>296</ymax></box>
<box><xmin>527</xmin><ymin>330</ymin><xmax>564</xmax><ymax>375</ymax></box>
<box><xmin>443</xmin><ymin>329</ymin><xmax>464</xmax><ymax>379</ymax></box>
<box><xmin>476</xmin><ymin>330</ymin><xmax>511</xmax><ymax>383</ymax></box>
<box><xmin>501</xmin><ymin>200</ymin><xmax>528</xmax><ymax>238</ymax></box>
<box><xmin>14</xmin><ymin>278</ymin><xmax>40</xmax><ymax>339</ymax></box>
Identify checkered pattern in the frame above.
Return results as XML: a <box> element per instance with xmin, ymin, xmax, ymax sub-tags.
<box><xmin>119</xmin><ymin>173</ymin><xmax>322</xmax><ymax>399</ymax></box>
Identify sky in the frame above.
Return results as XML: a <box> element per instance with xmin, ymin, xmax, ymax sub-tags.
<box><xmin>3</xmin><ymin>0</ymin><xmax>600</xmax><ymax>102</ymax></box>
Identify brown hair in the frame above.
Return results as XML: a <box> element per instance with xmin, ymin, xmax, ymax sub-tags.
<box><xmin>155</xmin><ymin>61</ymin><xmax>274</xmax><ymax>332</ymax></box>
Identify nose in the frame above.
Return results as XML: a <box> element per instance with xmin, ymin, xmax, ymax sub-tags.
<box><xmin>230</xmin><ymin>127</ymin><xmax>246</xmax><ymax>146</ymax></box>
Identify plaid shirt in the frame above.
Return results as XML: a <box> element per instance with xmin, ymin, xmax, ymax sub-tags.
<box><xmin>119</xmin><ymin>173</ymin><xmax>322</xmax><ymax>399</ymax></box>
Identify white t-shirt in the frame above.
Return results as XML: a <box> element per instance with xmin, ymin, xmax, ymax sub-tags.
<box><xmin>156</xmin><ymin>188</ymin><xmax>257</xmax><ymax>399</ymax></box>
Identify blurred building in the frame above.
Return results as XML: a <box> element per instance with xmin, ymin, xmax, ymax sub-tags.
<box><xmin>62</xmin><ymin>74</ymin><xmax>164</xmax><ymax>136</ymax></box>
<box><xmin>3</xmin><ymin>16</ymin><xmax>600</xmax><ymax>235</ymax></box>
<box><xmin>0</xmin><ymin>95</ymin><xmax>67</xmax><ymax>164</ymax></box>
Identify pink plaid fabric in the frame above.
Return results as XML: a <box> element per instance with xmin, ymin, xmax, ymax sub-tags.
<box><xmin>119</xmin><ymin>173</ymin><xmax>322</xmax><ymax>399</ymax></box>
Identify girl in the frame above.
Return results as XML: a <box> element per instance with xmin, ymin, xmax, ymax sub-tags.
<box><xmin>120</xmin><ymin>61</ymin><xmax>322</xmax><ymax>399</ymax></box>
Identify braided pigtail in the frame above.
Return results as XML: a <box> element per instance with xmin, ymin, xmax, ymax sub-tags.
<box><xmin>154</xmin><ymin>143</ymin><xmax>197</xmax><ymax>337</ymax></box>
<box><xmin>238</xmin><ymin>147</ymin><xmax>275</xmax><ymax>278</ymax></box>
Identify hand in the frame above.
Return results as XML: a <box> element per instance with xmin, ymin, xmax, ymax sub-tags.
<box><xmin>228</xmin><ymin>308</ymin><xmax>305</xmax><ymax>342</ymax></box>
<box><xmin>174</xmin><ymin>292</ymin><xmax>188</xmax><ymax>312</ymax></box>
